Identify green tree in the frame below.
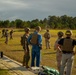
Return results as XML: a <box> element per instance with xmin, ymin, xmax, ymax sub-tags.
<box><xmin>3</xmin><ymin>20</ymin><xmax>10</xmax><ymax>28</ymax></box>
<box><xmin>15</xmin><ymin>19</ymin><xmax>23</xmax><ymax>28</ymax></box>
<box><xmin>10</xmin><ymin>21</ymin><xmax>16</xmax><ymax>28</ymax></box>
<box><xmin>0</xmin><ymin>21</ymin><xmax>4</xmax><ymax>27</ymax></box>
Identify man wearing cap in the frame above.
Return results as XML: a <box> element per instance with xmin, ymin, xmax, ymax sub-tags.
<box><xmin>28</xmin><ymin>26</ymin><xmax>42</xmax><ymax>67</ymax></box>
<box><xmin>58</xmin><ymin>30</ymin><xmax>76</xmax><ymax>75</ymax></box>
<box><xmin>21</xmin><ymin>27</ymin><xmax>30</xmax><ymax>68</ymax></box>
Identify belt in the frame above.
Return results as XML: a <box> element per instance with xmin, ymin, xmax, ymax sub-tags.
<box><xmin>62</xmin><ymin>51</ymin><xmax>73</xmax><ymax>54</ymax></box>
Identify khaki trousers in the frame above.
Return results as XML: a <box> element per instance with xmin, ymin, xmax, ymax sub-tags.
<box><xmin>60</xmin><ymin>53</ymin><xmax>74</xmax><ymax>75</ymax></box>
<box><xmin>45</xmin><ymin>39</ymin><xmax>50</xmax><ymax>49</ymax></box>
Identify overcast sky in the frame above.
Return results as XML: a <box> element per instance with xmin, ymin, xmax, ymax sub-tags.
<box><xmin>0</xmin><ymin>0</ymin><xmax>76</xmax><ymax>21</ymax></box>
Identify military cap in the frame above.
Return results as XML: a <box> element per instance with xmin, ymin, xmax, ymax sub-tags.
<box><xmin>58</xmin><ymin>31</ymin><xmax>64</xmax><ymax>36</ymax></box>
<box><xmin>65</xmin><ymin>30</ymin><xmax>72</xmax><ymax>35</ymax></box>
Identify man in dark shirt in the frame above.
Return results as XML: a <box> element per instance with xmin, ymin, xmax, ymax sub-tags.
<box><xmin>58</xmin><ymin>30</ymin><xmax>76</xmax><ymax>75</ymax></box>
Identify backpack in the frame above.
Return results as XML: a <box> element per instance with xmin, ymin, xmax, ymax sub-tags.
<box><xmin>20</xmin><ymin>35</ymin><xmax>27</xmax><ymax>46</ymax></box>
<box><xmin>20</xmin><ymin>36</ymin><xmax>24</xmax><ymax>45</ymax></box>
<box><xmin>38</xmin><ymin>66</ymin><xmax>59</xmax><ymax>75</ymax></box>
<box><xmin>30</xmin><ymin>33</ymin><xmax>38</xmax><ymax>45</ymax></box>
<box><xmin>62</xmin><ymin>38</ymin><xmax>73</xmax><ymax>52</ymax></box>
<box><xmin>44</xmin><ymin>32</ymin><xmax>51</xmax><ymax>39</ymax></box>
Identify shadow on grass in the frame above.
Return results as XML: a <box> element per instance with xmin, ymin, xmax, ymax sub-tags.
<box><xmin>43</xmin><ymin>52</ymin><xmax>56</xmax><ymax>55</ymax></box>
<box><xmin>4</xmin><ymin>50</ymin><xmax>23</xmax><ymax>52</ymax></box>
<box><xmin>11</xmin><ymin>50</ymin><xmax>23</xmax><ymax>52</ymax></box>
<box><xmin>9</xmin><ymin>44</ymin><xmax>21</xmax><ymax>46</ymax></box>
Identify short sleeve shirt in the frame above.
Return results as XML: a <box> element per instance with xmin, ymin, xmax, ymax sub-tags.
<box><xmin>58</xmin><ymin>37</ymin><xmax>76</xmax><ymax>46</ymax></box>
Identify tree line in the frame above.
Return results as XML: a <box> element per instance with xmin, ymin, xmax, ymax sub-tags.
<box><xmin>0</xmin><ymin>15</ymin><xmax>76</xmax><ymax>29</ymax></box>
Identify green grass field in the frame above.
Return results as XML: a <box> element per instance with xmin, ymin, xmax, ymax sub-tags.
<box><xmin>0</xmin><ymin>28</ymin><xmax>76</xmax><ymax>75</ymax></box>
<box><xmin>0</xmin><ymin>69</ymin><xmax>10</xmax><ymax>75</ymax></box>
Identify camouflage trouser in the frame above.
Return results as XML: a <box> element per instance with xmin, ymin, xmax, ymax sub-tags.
<box><xmin>56</xmin><ymin>51</ymin><xmax>62</xmax><ymax>71</ymax></box>
<box><xmin>45</xmin><ymin>39</ymin><xmax>50</xmax><ymax>49</ymax></box>
<box><xmin>23</xmin><ymin>53</ymin><xmax>30</xmax><ymax>66</ymax></box>
<box><xmin>60</xmin><ymin>53</ymin><xmax>74</xmax><ymax>75</ymax></box>
<box><xmin>10</xmin><ymin>35</ymin><xmax>13</xmax><ymax>39</ymax></box>
<box><xmin>5</xmin><ymin>37</ymin><xmax>8</xmax><ymax>44</ymax></box>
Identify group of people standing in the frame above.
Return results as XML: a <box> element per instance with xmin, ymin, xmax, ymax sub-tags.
<box><xmin>21</xmin><ymin>26</ymin><xmax>76</xmax><ymax>75</ymax></box>
<box><xmin>1</xmin><ymin>29</ymin><xmax>13</xmax><ymax>44</ymax></box>
<box><xmin>54</xmin><ymin>30</ymin><xmax>76</xmax><ymax>75</ymax></box>
<box><xmin>21</xmin><ymin>26</ymin><xmax>42</xmax><ymax>68</ymax></box>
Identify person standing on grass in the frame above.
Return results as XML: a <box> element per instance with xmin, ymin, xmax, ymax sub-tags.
<box><xmin>28</xmin><ymin>26</ymin><xmax>42</xmax><ymax>67</ymax></box>
<box><xmin>21</xmin><ymin>27</ymin><xmax>30</xmax><ymax>68</ymax></box>
<box><xmin>5</xmin><ymin>29</ymin><xmax>9</xmax><ymax>44</ymax></box>
<box><xmin>58</xmin><ymin>30</ymin><xmax>76</xmax><ymax>75</ymax></box>
<box><xmin>54</xmin><ymin>31</ymin><xmax>64</xmax><ymax>72</ymax></box>
<box><xmin>10</xmin><ymin>29</ymin><xmax>13</xmax><ymax>39</ymax></box>
<box><xmin>44</xmin><ymin>29</ymin><xmax>51</xmax><ymax>49</ymax></box>
<box><xmin>1</xmin><ymin>29</ymin><xmax>5</xmax><ymax>38</ymax></box>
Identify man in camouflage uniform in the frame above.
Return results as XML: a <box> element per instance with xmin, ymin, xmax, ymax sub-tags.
<box><xmin>54</xmin><ymin>31</ymin><xmax>64</xmax><ymax>72</ymax></box>
<box><xmin>5</xmin><ymin>29</ymin><xmax>9</xmax><ymax>44</ymax></box>
<box><xmin>1</xmin><ymin>29</ymin><xmax>5</xmax><ymax>38</ymax></box>
<box><xmin>10</xmin><ymin>29</ymin><xmax>13</xmax><ymax>39</ymax></box>
<box><xmin>58</xmin><ymin>30</ymin><xmax>76</xmax><ymax>75</ymax></box>
<box><xmin>21</xmin><ymin>27</ymin><xmax>30</xmax><ymax>68</ymax></box>
<box><xmin>44</xmin><ymin>29</ymin><xmax>51</xmax><ymax>49</ymax></box>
